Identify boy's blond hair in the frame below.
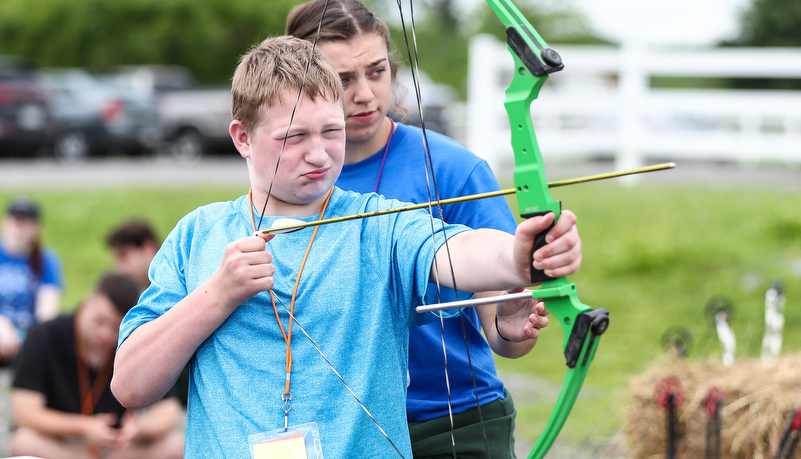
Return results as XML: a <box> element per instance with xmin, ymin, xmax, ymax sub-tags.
<box><xmin>231</xmin><ymin>36</ymin><xmax>343</xmax><ymax>133</ymax></box>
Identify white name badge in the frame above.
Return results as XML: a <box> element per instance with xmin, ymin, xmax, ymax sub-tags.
<box><xmin>249</xmin><ymin>422</ymin><xmax>323</xmax><ymax>459</ymax></box>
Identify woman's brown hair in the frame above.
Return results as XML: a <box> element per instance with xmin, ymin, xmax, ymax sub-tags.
<box><xmin>286</xmin><ymin>0</ymin><xmax>408</xmax><ymax>118</ymax></box>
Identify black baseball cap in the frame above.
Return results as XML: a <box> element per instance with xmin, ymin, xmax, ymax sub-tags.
<box><xmin>6</xmin><ymin>196</ymin><xmax>40</xmax><ymax>221</ymax></box>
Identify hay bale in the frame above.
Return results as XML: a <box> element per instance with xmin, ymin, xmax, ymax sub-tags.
<box><xmin>620</xmin><ymin>353</ymin><xmax>801</xmax><ymax>458</ymax></box>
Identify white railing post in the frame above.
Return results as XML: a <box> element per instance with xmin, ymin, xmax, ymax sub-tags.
<box><xmin>616</xmin><ymin>42</ymin><xmax>647</xmax><ymax>174</ymax></box>
<box><xmin>467</xmin><ymin>34</ymin><xmax>512</xmax><ymax>173</ymax></box>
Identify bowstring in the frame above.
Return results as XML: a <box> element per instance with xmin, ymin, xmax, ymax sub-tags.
<box><xmin>394</xmin><ymin>1</ymin><xmax>491</xmax><ymax>457</ymax></box>
<box><xmin>271</xmin><ymin>293</ymin><xmax>406</xmax><ymax>457</ymax></box>
<box><xmin>253</xmin><ymin>5</ymin><xmax>334</xmax><ymax>442</ymax></box>
<box><xmin>269</xmin><ymin>1</ymin><xmax>491</xmax><ymax>455</ymax></box>
<box><xmin>256</xmin><ymin>0</ymin><xmax>406</xmax><ymax>451</ymax></box>
<box><xmin>255</xmin><ymin>0</ymin><xmax>330</xmax><ymax>231</ymax></box>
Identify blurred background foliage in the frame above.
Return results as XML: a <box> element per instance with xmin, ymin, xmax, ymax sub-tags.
<box><xmin>2</xmin><ymin>0</ymin><xmax>800</xmax><ymax>91</ymax></box>
<box><xmin>719</xmin><ymin>0</ymin><xmax>801</xmax><ymax>89</ymax></box>
<box><xmin>0</xmin><ymin>0</ymin><xmax>298</xmax><ymax>84</ymax></box>
<box><xmin>723</xmin><ymin>0</ymin><xmax>801</xmax><ymax>47</ymax></box>
<box><xmin>0</xmin><ymin>0</ymin><xmax>604</xmax><ymax>91</ymax></box>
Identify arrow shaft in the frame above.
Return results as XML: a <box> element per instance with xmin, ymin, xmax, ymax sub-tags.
<box><xmin>416</xmin><ymin>290</ymin><xmax>535</xmax><ymax>312</ymax></box>
<box><xmin>260</xmin><ymin>162</ymin><xmax>675</xmax><ymax>234</ymax></box>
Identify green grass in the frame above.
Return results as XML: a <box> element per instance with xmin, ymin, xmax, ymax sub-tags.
<box><xmin>3</xmin><ymin>180</ymin><xmax>801</xmax><ymax>449</ymax></box>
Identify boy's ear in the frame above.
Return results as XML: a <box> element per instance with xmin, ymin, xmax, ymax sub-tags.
<box><xmin>229</xmin><ymin>120</ymin><xmax>251</xmax><ymax>159</ymax></box>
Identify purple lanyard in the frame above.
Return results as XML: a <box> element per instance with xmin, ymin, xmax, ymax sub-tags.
<box><xmin>373</xmin><ymin>119</ymin><xmax>396</xmax><ymax>193</ymax></box>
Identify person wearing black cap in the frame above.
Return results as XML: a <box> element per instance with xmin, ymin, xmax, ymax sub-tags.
<box><xmin>0</xmin><ymin>196</ymin><xmax>63</xmax><ymax>365</ymax></box>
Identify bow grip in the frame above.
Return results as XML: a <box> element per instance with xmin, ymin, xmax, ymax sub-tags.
<box><xmin>524</xmin><ymin>205</ymin><xmax>561</xmax><ymax>284</ymax></box>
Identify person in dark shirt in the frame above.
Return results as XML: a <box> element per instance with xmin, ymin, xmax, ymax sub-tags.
<box><xmin>105</xmin><ymin>219</ymin><xmax>190</xmax><ymax>409</ymax></box>
<box><xmin>10</xmin><ymin>272</ymin><xmax>184</xmax><ymax>459</ymax></box>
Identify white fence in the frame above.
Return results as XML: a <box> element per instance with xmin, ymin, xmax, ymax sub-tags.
<box><xmin>465</xmin><ymin>35</ymin><xmax>801</xmax><ymax>172</ymax></box>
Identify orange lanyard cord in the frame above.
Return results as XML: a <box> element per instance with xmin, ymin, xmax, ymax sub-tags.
<box><xmin>74</xmin><ymin>310</ymin><xmax>114</xmax><ymax>416</ymax></box>
<box><xmin>248</xmin><ymin>188</ymin><xmax>258</xmax><ymax>233</ymax></box>
<box><xmin>250</xmin><ymin>186</ymin><xmax>335</xmax><ymax>396</ymax></box>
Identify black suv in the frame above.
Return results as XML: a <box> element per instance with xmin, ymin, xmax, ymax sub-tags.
<box><xmin>0</xmin><ymin>58</ymin><xmax>59</xmax><ymax>157</ymax></box>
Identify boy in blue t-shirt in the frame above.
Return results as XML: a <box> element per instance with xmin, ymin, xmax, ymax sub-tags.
<box><xmin>111</xmin><ymin>36</ymin><xmax>582</xmax><ymax>459</ymax></box>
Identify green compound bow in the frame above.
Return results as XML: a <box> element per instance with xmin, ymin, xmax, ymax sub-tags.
<box><xmin>488</xmin><ymin>1</ymin><xmax>610</xmax><ymax>457</ymax></box>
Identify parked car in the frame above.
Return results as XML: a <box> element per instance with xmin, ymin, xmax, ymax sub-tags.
<box><xmin>36</xmin><ymin>68</ymin><xmax>163</xmax><ymax>161</ymax></box>
<box><xmin>0</xmin><ymin>57</ymin><xmax>59</xmax><ymax>157</ymax></box>
<box><xmin>104</xmin><ymin>66</ymin><xmax>234</xmax><ymax>160</ymax></box>
<box><xmin>390</xmin><ymin>70</ymin><xmax>453</xmax><ymax>137</ymax></box>
<box><xmin>157</xmin><ymin>87</ymin><xmax>233</xmax><ymax>159</ymax></box>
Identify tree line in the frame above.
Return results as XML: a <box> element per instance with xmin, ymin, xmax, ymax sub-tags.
<box><xmin>0</xmin><ymin>0</ymin><xmax>797</xmax><ymax>91</ymax></box>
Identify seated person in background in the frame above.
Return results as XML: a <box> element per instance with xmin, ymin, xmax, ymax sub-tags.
<box><xmin>105</xmin><ymin>219</ymin><xmax>160</xmax><ymax>291</ymax></box>
<box><xmin>10</xmin><ymin>272</ymin><xmax>184</xmax><ymax>459</ymax></box>
<box><xmin>0</xmin><ymin>196</ymin><xmax>63</xmax><ymax>365</ymax></box>
<box><xmin>106</xmin><ymin>219</ymin><xmax>190</xmax><ymax>409</ymax></box>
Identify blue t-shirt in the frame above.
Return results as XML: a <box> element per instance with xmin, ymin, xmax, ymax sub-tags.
<box><xmin>0</xmin><ymin>242</ymin><xmax>63</xmax><ymax>331</ymax></box>
<box><xmin>118</xmin><ymin>189</ymin><xmax>468</xmax><ymax>458</ymax></box>
<box><xmin>337</xmin><ymin>122</ymin><xmax>518</xmax><ymax>421</ymax></box>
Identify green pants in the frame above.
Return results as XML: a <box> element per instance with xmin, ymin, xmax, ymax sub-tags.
<box><xmin>408</xmin><ymin>389</ymin><xmax>518</xmax><ymax>459</ymax></box>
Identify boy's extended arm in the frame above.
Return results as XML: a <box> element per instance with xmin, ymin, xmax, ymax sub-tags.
<box><xmin>112</xmin><ymin>234</ymin><xmax>275</xmax><ymax>409</ymax></box>
<box><xmin>435</xmin><ymin>211</ymin><xmax>578</xmax><ymax>354</ymax></box>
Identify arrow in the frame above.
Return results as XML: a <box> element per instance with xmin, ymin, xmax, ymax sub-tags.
<box><xmin>258</xmin><ymin>162</ymin><xmax>675</xmax><ymax>235</ymax></box>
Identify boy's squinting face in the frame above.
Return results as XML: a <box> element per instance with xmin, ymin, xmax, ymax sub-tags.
<box><xmin>236</xmin><ymin>90</ymin><xmax>345</xmax><ymax>215</ymax></box>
